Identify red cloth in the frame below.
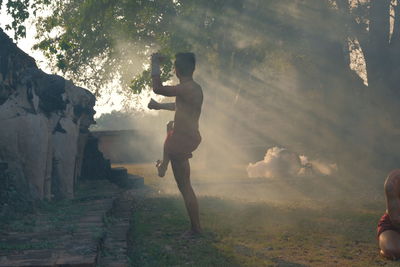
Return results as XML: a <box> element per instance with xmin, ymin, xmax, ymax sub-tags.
<box><xmin>377</xmin><ymin>213</ymin><xmax>400</xmax><ymax>238</ymax></box>
<box><xmin>164</xmin><ymin>130</ymin><xmax>201</xmax><ymax>161</ymax></box>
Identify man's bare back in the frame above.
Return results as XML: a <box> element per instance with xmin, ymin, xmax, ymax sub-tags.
<box><xmin>385</xmin><ymin>170</ymin><xmax>400</xmax><ymax>219</ymax></box>
<box><xmin>173</xmin><ymin>79</ymin><xmax>203</xmax><ymax>137</ymax></box>
<box><xmin>378</xmin><ymin>170</ymin><xmax>400</xmax><ymax>259</ymax></box>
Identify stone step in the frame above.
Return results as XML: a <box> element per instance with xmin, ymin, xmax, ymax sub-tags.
<box><xmin>109</xmin><ymin>167</ymin><xmax>144</xmax><ymax>189</ymax></box>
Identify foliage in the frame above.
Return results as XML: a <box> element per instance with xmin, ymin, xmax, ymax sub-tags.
<box><xmin>0</xmin><ymin>0</ymin><xmax>50</xmax><ymax>40</ymax></box>
<box><xmin>3</xmin><ymin>1</ymin><xmax>400</xmax><ymax>97</ymax></box>
<box><xmin>28</xmin><ymin>0</ymin><xmax>312</xmax><ymax>94</ymax></box>
<box><xmin>129</xmin><ymin>61</ymin><xmax>173</xmax><ymax>94</ymax></box>
<box><xmin>1</xmin><ymin>0</ymin><xmax>358</xmax><ymax>94</ymax></box>
<box><xmin>33</xmin><ymin>0</ymin><xmax>185</xmax><ymax>93</ymax></box>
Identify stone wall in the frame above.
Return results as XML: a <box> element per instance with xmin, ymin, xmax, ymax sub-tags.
<box><xmin>0</xmin><ymin>28</ymin><xmax>96</xmax><ymax>200</ymax></box>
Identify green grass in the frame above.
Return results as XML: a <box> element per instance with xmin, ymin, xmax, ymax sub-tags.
<box><xmin>123</xmin><ymin>163</ymin><xmax>399</xmax><ymax>267</ymax></box>
<box><xmin>128</xmin><ymin>196</ymin><xmax>240</xmax><ymax>267</ymax></box>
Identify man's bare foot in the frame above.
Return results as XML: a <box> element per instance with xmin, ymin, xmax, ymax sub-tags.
<box><xmin>156</xmin><ymin>160</ymin><xmax>167</xmax><ymax>177</ymax></box>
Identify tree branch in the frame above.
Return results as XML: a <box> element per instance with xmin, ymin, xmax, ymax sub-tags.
<box><xmin>390</xmin><ymin>0</ymin><xmax>400</xmax><ymax>45</ymax></box>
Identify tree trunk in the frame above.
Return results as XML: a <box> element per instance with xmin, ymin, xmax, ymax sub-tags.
<box><xmin>389</xmin><ymin>0</ymin><xmax>400</xmax><ymax>91</ymax></box>
<box><xmin>365</xmin><ymin>0</ymin><xmax>391</xmax><ymax>90</ymax></box>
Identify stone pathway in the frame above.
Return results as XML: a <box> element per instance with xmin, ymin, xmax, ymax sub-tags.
<box><xmin>0</xmin><ymin>171</ymin><xmax>144</xmax><ymax>267</ymax></box>
<box><xmin>0</xmin><ymin>197</ymin><xmax>113</xmax><ymax>266</ymax></box>
<box><xmin>98</xmin><ymin>191</ymin><xmax>135</xmax><ymax>267</ymax></box>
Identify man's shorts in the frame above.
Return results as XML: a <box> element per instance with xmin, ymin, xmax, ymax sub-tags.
<box><xmin>377</xmin><ymin>213</ymin><xmax>400</xmax><ymax>238</ymax></box>
<box><xmin>164</xmin><ymin>130</ymin><xmax>201</xmax><ymax>161</ymax></box>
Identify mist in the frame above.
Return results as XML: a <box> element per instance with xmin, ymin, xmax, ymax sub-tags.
<box><xmin>3</xmin><ymin>1</ymin><xmax>400</xmax><ymax>266</ymax></box>
<box><xmin>90</xmin><ymin>0</ymin><xmax>399</xmax><ymax>206</ymax></box>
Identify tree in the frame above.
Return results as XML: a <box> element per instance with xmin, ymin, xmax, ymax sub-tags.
<box><xmin>28</xmin><ymin>1</ymin><xmax>310</xmax><ymax>94</ymax></box>
<box><xmin>3</xmin><ymin>0</ymin><xmax>400</xmax><ymax>173</ymax></box>
<box><xmin>0</xmin><ymin>0</ymin><xmax>50</xmax><ymax>40</ymax></box>
<box><xmin>339</xmin><ymin>1</ymin><xmax>400</xmax><ymax>94</ymax></box>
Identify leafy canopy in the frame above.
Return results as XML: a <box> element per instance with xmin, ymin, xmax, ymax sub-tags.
<box><xmin>13</xmin><ymin>0</ymin><xmax>300</xmax><ymax>95</ymax></box>
<box><xmin>0</xmin><ymin>0</ymin><xmax>50</xmax><ymax>39</ymax></box>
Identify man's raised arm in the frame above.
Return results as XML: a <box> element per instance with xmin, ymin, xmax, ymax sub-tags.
<box><xmin>151</xmin><ymin>53</ymin><xmax>164</xmax><ymax>94</ymax></box>
<box><xmin>151</xmin><ymin>53</ymin><xmax>182</xmax><ymax>97</ymax></box>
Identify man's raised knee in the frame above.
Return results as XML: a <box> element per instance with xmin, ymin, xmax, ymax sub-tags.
<box><xmin>381</xmin><ymin>247</ymin><xmax>400</xmax><ymax>260</ymax></box>
<box><xmin>379</xmin><ymin>230</ymin><xmax>400</xmax><ymax>260</ymax></box>
<box><xmin>387</xmin><ymin>169</ymin><xmax>400</xmax><ymax>181</ymax></box>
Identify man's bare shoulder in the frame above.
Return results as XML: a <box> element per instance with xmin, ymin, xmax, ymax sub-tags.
<box><xmin>194</xmin><ymin>81</ymin><xmax>204</xmax><ymax>96</ymax></box>
<box><xmin>385</xmin><ymin>169</ymin><xmax>400</xmax><ymax>195</ymax></box>
<box><xmin>187</xmin><ymin>80</ymin><xmax>202</xmax><ymax>90</ymax></box>
<box><xmin>181</xmin><ymin>80</ymin><xmax>202</xmax><ymax>97</ymax></box>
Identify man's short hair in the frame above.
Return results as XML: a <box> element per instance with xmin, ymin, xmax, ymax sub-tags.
<box><xmin>175</xmin><ymin>52</ymin><xmax>196</xmax><ymax>77</ymax></box>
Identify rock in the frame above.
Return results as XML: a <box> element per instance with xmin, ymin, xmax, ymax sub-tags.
<box><xmin>80</xmin><ymin>134</ymin><xmax>111</xmax><ymax>181</ymax></box>
<box><xmin>51</xmin><ymin>82</ymin><xmax>96</xmax><ymax>199</ymax></box>
<box><xmin>0</xmin><ymin>27</ymin><xmax>97</xmax><ymax>201</ymax></box>
<box><xmin>0</xmin><ymin>161</ymin><xmax>33</xmax><ymax>217</ymax></box>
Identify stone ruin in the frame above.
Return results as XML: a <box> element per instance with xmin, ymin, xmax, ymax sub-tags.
<box><xmin>0</xmin><ymin>28</ymin><xmax>104</xmax><ymax>202</ymax></box>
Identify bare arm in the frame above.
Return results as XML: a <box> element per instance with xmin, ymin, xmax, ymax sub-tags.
<box><xmin>158</xmin><ymin>102</ymin><xmax>176</xmax><ymax>111</ymax></box>
<box><xmin>151</xmin><ymin>53</ymin><xmax>182</xmax><ymax>97</ymax></box>
<box><xmin>385</xmin><ymin>177</ymin><xmax>400</xmax><ymax>227</ymax></box>
<box><xmin>152</xmin><ymin>75</ymin><xmax>166</xmax><ymax>95</ymax></box>
<box><xmin>148</xmin><ymin>98</ymin><xmax>175</xmax><ymax>111</ymax></box>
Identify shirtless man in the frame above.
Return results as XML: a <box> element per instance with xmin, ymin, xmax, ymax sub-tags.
<box><xmin>148</xmin><ymin>52</ymin><xmax>203</xmax><ymax>234</ymax></box>
<box><xmin>378</xmin><ymin>169</ymin><xmax>400</xmax><ymax>259</ymax></box>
